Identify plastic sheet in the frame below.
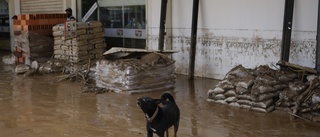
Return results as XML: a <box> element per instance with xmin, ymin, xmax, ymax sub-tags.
<box><xmin>95</xmin><ymin>53</ymin><xmax>175</xmax><ymax>94</ymax></box>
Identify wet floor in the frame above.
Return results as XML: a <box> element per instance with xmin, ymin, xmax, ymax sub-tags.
<box><xmin>0</xmin><ymin>51</ymin><xmax>320</xmax><ymax>137</ymax></box>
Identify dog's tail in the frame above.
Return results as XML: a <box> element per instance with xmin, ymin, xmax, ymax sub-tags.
<box><xmin>161</xmin><ymin>92</ymin><xmax>175</xmax><ymax>103</ymax></box>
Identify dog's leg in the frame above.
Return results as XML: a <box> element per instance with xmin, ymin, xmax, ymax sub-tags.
<box><xmin>174</xmin><ymin>122</ymin><xmax>179</xmax><ymax>137</ymax></box>
<box><xmin>147</xmin><ymin>130</ymin><xmax>153</xmax><ymax>137</ymax></box>
<box><xmin>165</xmin><ymin>130</ymin><xmax>169</xmax><ymax>137</ymax></box>
<box><xmin>147</xmin><ymin>125</ymin><xmax>153</xmax><ymax>137</ymax></box>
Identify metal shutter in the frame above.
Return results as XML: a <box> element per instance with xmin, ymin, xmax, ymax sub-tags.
<box><xmin>21</xmin><ymin>0</ymin><xmax>63</xmax><ymax>14</ymax></box>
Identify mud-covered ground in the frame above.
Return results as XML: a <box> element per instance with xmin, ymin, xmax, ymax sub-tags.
<box><xmin>0</xmin><ymin>51</ymin><xmax>319</xmax><ymax>137</ymax></box>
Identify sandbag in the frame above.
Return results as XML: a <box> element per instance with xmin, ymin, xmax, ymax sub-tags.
<box><xmin>251</xmin><ymin>82</ymin><xmax>276</xmax><ymax>95</ymax></box>
<box><xmin>224</xmin><ymin>97</ymin><xmax>238</xmax><ymax>103</ymax></box>
<box><xmin>237</xmin><ymin>99</ymin><xmax>252</xmax><ymax>106</ymax></box>
<box><xmin>236</xmin><ymin>86</ymin><xmax>250</xmax><ymax>95</ymax></box>
<box><xmin>209</xmin><ymin>87</ymin><xmax>225</xmax><ymax>94</ymax></box>
<box><xmin>252</xmin><ymin>91</ymin><xmax>280</xmax><ymax>102</ymax></box>
<box><xmin>255</xmin><ymin>75</ymin><xmax>279</xmax><ymax>85</ymax></box>
<box><xmin>234</xmin><ymin>76</ymin><xmax>254</xmax><ymax>89</ymax></box>
<box><xmin>254</xmin><ymin>65</ymin><xmax>277</xmax><ymax>76</ymax></box>
<box><xmin>229</xmin><ymin>102</ymin><xmax>240</xmax><ymax>107</ymax></box>
<box><xmin>214</xmin><ymin>94</ymin><xmax>226</xmax><ymax>100</ymax></box>
<box><xmin>252</xmin><ymin>99</ymin><xmax>273</xmax><ymax>108</ymax></box>
<box><xmin>224</xmin><ymin>90</ymin><xmax>236</xmax><ymax>97</ymax></box>
<box><xmin>237</xmin><ymin>94</ymin><xmax>252</xmax><ymax>101</ymax></box>
<box><xmin>87</xmin><ymin>21</ymin><xmax>103</xmax><ymax>27</ymax></box>
<box><xmin>225</xmin><ymin>65</ymin><xmax>252</xmax><ymax>79</ymax></box>
<box><xmin>52</xmin><ymin>24</ymin><xmax>65</xmax><ymax>31</ymax></box>
<box><xmin>276</xmin><ymin>71</ymin><xmax>298</xmax><ymax>82</ymax></box>
<box><xmin>251</xmin><ymin>105</ymin><xmax>275</xmax><ymax>113</ymax></box>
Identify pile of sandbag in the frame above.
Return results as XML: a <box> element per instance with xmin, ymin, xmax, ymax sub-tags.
<box><xmin>52</xmin><ymin>21</ymin><xmax>107</xmax><ymax>63</ymax></box>
<box><xmin>95</xmin><ymin>53</ymin><xmax>175</xmax><ymax>94</ymax></box>
<box><xmin>208</xmin><ymin>65</ymin><xmax>292</xmax><ymax>113</ymax></box>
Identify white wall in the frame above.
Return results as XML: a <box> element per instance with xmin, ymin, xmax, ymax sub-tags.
<box><xmin>147</xmin><ymin>0</ymin><xmax>319</xmax><ymax>79</ymax></box>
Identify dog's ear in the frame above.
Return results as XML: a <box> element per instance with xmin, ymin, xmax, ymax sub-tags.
<box><xmin>154</xmin><ymin>99</ymin><xmax>163</xmax><ymax>105</ymax></box>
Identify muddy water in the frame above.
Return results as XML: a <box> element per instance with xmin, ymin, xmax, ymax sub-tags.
<box><xmin>0</xmin><ymin>51</ymin><xmax>320</xmax><ymax>137</ymax></box>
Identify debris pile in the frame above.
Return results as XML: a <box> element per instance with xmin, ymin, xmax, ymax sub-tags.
<box><xmin>290</xmin><ymin>78</ymin><xmax>320</xmax><ymax>122</ymax></box>
<box><xmin>208</xmin><ymin>64</ymin><xmax>320</xmax><ymax>122</ymax></box>
<box><xmin>95</xmin><ymin>53</ymin><xmax>176</xmax><ymax>94</ymax></box>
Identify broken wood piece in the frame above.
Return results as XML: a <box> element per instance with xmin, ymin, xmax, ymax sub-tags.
<box><xmin>277</xmin><ymin>60</ymin><xmax>317</xmax><ymax>74</ymax></box>
<box><xmin>293</xmin><ymin>78</ymin><xmax>319</xmax><ymax>115</ymax></box>
<box><xmin>300</xmin><ymin>104</ymin><xmax>320</xmax><ymax>113</ymax></box>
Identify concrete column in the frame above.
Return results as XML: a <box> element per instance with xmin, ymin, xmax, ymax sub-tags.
<box><xmin>71</xmin><ymin>0</ymin><xmax>77</xmax><ymax>18</ymax></box>
<box><xmin>9</xmin><ymin>0</ymin><xmax>20</xmax><ymax>51</ymax></box>
<box><xmin>165</xmin><ymin>0</ymin><xmax>173</xmax><ymax>50</ymax></box>
<box><xmin>77</xmin><ymin>0</ymin><xmax>82</xmax><ymax>22</ymax></box>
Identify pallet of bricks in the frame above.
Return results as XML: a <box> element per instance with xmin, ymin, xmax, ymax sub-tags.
<box><xmin>13</xmin><ymin>14</ymin><xmax>67</xmax><ymax>64</ymax></box>
<box><xmin>52</xmin><ymin>21</ymin><xmax>107</xmax><ymax>73</ymax></box>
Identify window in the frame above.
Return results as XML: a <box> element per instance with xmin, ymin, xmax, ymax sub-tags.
<box><xmin>98</xmin><ymin>0</ymin><xmax>146</xmax><ymax>49</ymax></box>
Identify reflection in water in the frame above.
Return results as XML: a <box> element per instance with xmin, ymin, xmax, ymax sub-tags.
<box><xmin>56</xmin><ymin>82</ymin><xmax>80</xmax><ymax>118</ymax></box>
<box><xmin>0</xmin><ymin>50</ymin><xmax>320</xmax><ymax>137</ymax></box>
<box><xmin>191</xmin><ymin>114</ymin><xmax>198</xmax><ymax>136</ymax></box>
<box><xmin>188</xmin><ymin>79</ymin><xmax>198</xmax><ymax>136</ymax></box>
<box><xmin>12</xmin><ymin>76</ymin><xmax>34</xmax><ymax>127</ymax></box>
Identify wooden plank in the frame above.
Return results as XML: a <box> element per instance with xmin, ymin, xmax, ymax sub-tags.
<box><xmin>277</xmin><ymin>60</ymin><xmax>317</xmax><ymax>74</ymax></box>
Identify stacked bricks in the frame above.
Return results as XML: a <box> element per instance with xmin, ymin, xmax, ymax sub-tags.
<box><xmin>14</xmin><ymin>31</ymin><xmax>54</xmax><ymax>64</ymax></box>
<box><xmin>53</xmin><ymin>21</ymin><xmax>107</xmax><ymax>64</ymax></box>
<box><xmin>13</xmin><ymin>13</ymin><xmax>67</xmax><ymax>64</ymax></box>
<box><xmin>13</xmin><ymin>46</ymin><xmax>27</xmax><ymax>64</ymax></box>
<box><xmin>13</xmin><ymin>14</ymin><xmax>67</xmax><ymax>36</ymax></box>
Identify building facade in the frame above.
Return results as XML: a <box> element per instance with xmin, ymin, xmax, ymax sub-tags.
<box><xmin>146</xmin><ymin>0</ymin><xmax>318</xmax><ymax>79</ymax></box>
<box><xmin>7</xmin><ymin>0</ymin><xmax>319</xmax><ymax>79</ymax></box>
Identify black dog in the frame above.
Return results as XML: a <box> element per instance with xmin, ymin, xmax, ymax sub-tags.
<box><xmin>137</xmin><ymin>92</ymin><xmax>180</xmax><ymax>137</ymax></box>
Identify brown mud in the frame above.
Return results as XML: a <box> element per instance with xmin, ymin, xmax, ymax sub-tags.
<box><xmin>0</xmin><ymin>51</ymin><xmax>319</xmax><ymax>137</ymax></box>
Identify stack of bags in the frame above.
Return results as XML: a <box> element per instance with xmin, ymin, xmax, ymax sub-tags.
<box><xmin>208</xmin><ymin>65</ymin><xmax>290</xmax><ymax>113</ymax></box>
<box><xmin>68</xmin><ymin>22</ymin><xmax>92</xmax><ymax>63</ymax></box>
<box><xmin>87</xmin><ymin>21</ymin><xmax>106</xmax><ymax>59</ymax></box>
<box><xmin>53</xmin><ymin>24</ymin><xmax>67</xmax><ymax>60</ymax></box>
<box><xmin>52</xmin><ymin>21</ymin><xmax>107</xmax><ymax>63</ymax></box>
<box><xmin>95</xmin><ymin>53</ymin><xmax>176</xmax><ymax>94</ymax></box>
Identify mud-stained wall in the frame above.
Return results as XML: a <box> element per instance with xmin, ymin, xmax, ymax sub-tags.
<box><xmin>147</xmin><ymin>0</ymin><xmax>318</xmax><ymax>79</ymax></box>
